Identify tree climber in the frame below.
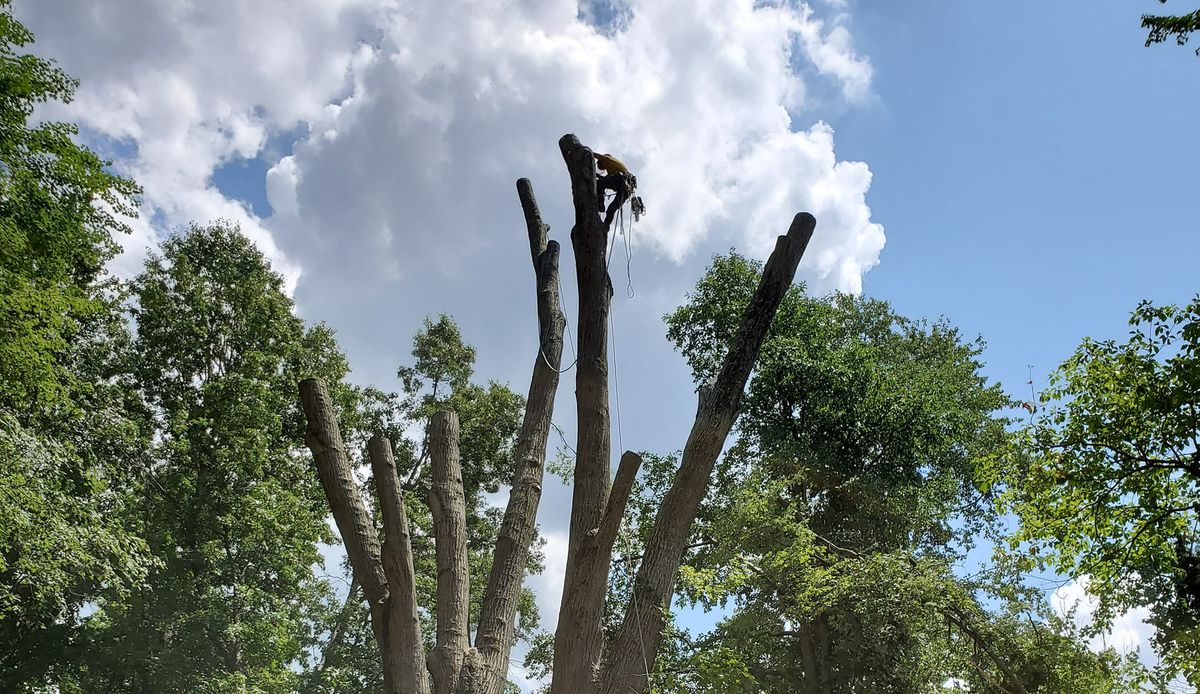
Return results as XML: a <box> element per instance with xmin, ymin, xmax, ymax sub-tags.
<box><xmin>594</xmin><ymin>152</ymin><xmax>638</xmax><ymax>230</ymax></box>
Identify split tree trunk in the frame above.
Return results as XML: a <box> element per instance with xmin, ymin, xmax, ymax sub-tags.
<box><xmin>468</xmin><ymin>178</ymin><xmax>566</xmax><ymax>694</ymax></box>
<box><xmin>549</xmin><ymin>133</ymin><xmax>815</xmax><ymax>694</ymax></box>
<box><xmin>301</xmin><ymin>175</ymin><xmax>564</xmax><ymax>694</ymax></box>
<box><xmin>302</xmin><ymin>135</ymin><xmax>814</xmax><ymax>694</ymax></box>
<box><xmin>369</xmin><ymin>433</ymin><xmax>431</xmax><ymax>694</ymax></box>
<box><xmin>300</xmin><ymin>380</ymin><xmax>430</xmax><ymax>694</ymax></box>
<box><xmin>427</xmin><ymin>411</ymin><xmax>472</xmax><ymax>694</ymax></box>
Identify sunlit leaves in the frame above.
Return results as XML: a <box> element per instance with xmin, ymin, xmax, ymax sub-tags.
<box><xmin>991</xmin><ymin>296</ymin><xmax>1200</xmax><ymax>684</ymax></box>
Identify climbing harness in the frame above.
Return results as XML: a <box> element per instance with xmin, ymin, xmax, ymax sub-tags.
<box><xmin>601</xmin><ymin>174</ymin><xmax>641</xmax><ymax>299</ymax></box>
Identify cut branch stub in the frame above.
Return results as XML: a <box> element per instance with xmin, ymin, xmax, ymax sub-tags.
<box><xmin>518</xmin><ymin>177</ymin><xmax>550</xmax><ymax>266</ymax></box>
<box><xmin>559</xmin><ymin>133</ymin><xmax>603</xmax><ymax>234</ymax></box>
<box><xmin>597</xmin><ymin>451</ymin><xmax>643</xmax><ymax>558</ymax></box>
<box><xmin>600</xmin><ymin>212</ymin><xmax>816</xmax><ymax>694</ymax></box>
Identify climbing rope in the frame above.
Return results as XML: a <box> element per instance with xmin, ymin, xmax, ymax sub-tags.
<box><xmin>622</xmin><ymin>530</ymin><xmax>652</xmax><ymax>687</ymax></box>
<box><xmin>601</xmin><ymin>182</ymin><xmax>649</xmax><ymax>683</ymax></box>
<box><xmin>601</xmin><ymin>191</ymin><xmax>636</xmax><ymax>299</ymax></box>
<box><xmin>623</xmin><ymin>207</ymin><xmax>634</xmax><ymax>298</ymax></box>
<box><xmin>610</xmin><ymin>303</ymin><xmax>625</xmax><ymax>453</ymax></box>
<box><xmin>615</xmin><ymin>204</ymin><xmax>635</xmax><ymax>298</ymax></box>
<box><xmin>539</xmin><ymin>180</ymin><xmax>636</xmax><ymax>375</ymax></box>
<box><xmin>539</xmin><ymin>266</ymin><xmax>578</xmax><ymax>375</ymax></box>
<box><xmin>610</xmin><ymin>187</ymin><xmax>648</xmax><ymax>684</ymax></box>
<box><xmin>600</xmin><ymin>190</ymin><xmax>635</xmax><ymax>452</ymax></box>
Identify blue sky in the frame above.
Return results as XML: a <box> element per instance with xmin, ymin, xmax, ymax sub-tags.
<box><xmin>17</xmin><ymin>0</ymin><xmax>1199</xmax><ymax>687</ymax></box>
<box><xmin>838</xmin><ymin>1</ymin><xmax>1199</xmax><ymax>399</ymax></box>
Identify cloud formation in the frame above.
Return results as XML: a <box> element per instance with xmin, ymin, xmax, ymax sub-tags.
<box><xmin>20</xmin><ymin>0</ymin><xmax>882</xmax><ymax>298</ymax></box>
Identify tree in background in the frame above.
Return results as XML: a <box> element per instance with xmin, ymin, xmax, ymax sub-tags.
<box><xmin>73</xmin><ymin>223</ymin><xmax>355</xmax><ymax>693</ymax></box>
<box><xmin>0</xmin><ymin>1</ymin><xmax>138</xmax><ymax>413</ymax></box>
<box><xmin>300</xmin><ymin>174</ymin><xmax>568</xmax><ymax>694</ymax></box>
<box><xmin>621</xmin><ymin>253</ymin><xmax>1148</xmax><ymax>693</ymax></box>
<box><xmin>0</xmin><ymin>13</ymin><xmax>547</xmax><ymax>683</ymax></box>
<box><xmin>1143</xmin><ymin>1</ymin><xmax>1200</xmax><ymax>54</ymax></box>
<box><xmin>990</xmin><ymin>296</ymin><xmax>1200</xmax><ymax>686</ymax></box>
<box><xmin>0</xmin><ymin>3</ymin><xmax>149</xmax><ymax>687</ymax></box>
<box><xmin>0</xmin><ymin>5</ymin><xmax>1163</xmax><ymax>686</ymax></box>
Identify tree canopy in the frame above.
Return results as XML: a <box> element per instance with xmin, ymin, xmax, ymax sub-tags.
<box><xmin>990</xmin><ymin>296</ymin><xmax>1200</xmax><ymax>686</ymax></box>
<box><xmin>622</xmin><ymin>253</ymin><xmax>1148</xmax><ymax>693</ymax></box>
<box><xmin>0</xmin><ymin>4</ymin><xmax>146</xmax><ymax>686</ymax></box>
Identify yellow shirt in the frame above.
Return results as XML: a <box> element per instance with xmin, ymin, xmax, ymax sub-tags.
<box><xmin>594</xmin><ymin>153</ymin><xmax>630</xmax><ymax>175</ymax></box>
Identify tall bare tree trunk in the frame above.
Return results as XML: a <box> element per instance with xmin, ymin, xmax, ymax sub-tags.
<box><xmin>551</xmin><ymin>134</ymin><xmax>622</xmax><ymax>694</ymax></box>
<box><xmin>468</xmin><ymin>178</ymin><xmax>566</xmax><ymax>694</ymax></box>
<box><xmin>600</xmin><ymin>212</ymin><xmax>815</xmax><ymax>694</ymax></box>
<box><xmin>369</xmin><ymin>434</ymin><xmax>431</xmax><ymax>694</ymax></box>
<box><xmin>427</xmin><ymin>411</ymin><xmax>472</xmax><ymax>694</ymax></box>
<box><xmin>303</xmin><ymin>175</ymin><xmax>565</xmax><ymax>694</ymax></box>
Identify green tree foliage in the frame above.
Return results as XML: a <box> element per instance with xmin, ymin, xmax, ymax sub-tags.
<box><xmin>0</xmin><ymin>4</ymin><xmax>149</xmax><ymax>687</ymax></box>
<box><xmin>946</xmin><ymin>611</ymin><xmax>1150</xmax><ymax>693</ymax></box>
<box><xmin>0</xmin><ymin>404</ymin><xmax>152</xmax><ymax>688</ymax></box>
<box><xmin>72</xmin><ymin>223</ymin><xmax>354</xmax><ymax>693</ymax></box>
<box><xmin>990</xmin><ymin>296</ymin><xmax>1200</xmax><ymax>685</ymax></box>
<box><xmin>400</xmin><ymin>314</ymin><xmax>526</xmax><ymax>498</ymax></box>
<box><xmin>1143</xmin><ymin>1</ymin><xmax>1200</xmax><ymax>55</ymax></box>
<box><xmin>399</xmin><ymin>314</ymin><xmax>478</xmax><ymax>403</ymax></box>
<box><xmin>604</xmin><ymin>252</ymin><xmax>1145</xmax><ymax>693</ymax></box>
<box><xmin>0</xmin><ymin>2</ymin><xmax>138</xmax><ymax>413</ymax></box>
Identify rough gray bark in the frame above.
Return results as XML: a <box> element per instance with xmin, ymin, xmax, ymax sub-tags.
<box><xmin>302</xmin><ymin>175</ymin><xmax>565</xmax><ymax>694</ymax></box>
<box><xmin>600</xmin><ymin>212</ymin><xmax>816</xmax><ymax>694</ymax></box>
<box><xmin>369</xmin><ymin>434</ymin><xmax>432</xmax><ymax>694</ymax></box>
<box><xmin>469</xmin><ymin>178</ymin><xmax>566</xmax><ymax>694</ymax></box>
<box><xmin>302</xmin><ymin>136</ymin><xmax>813</xmax><ymax>694</ymax></box>
<box><xmin>427</xmin><ymin>411</ymin><xmax>472</xmax><ymax>694</ymax></box>
<box><xmin>301</xmin><ymin>379</ymin><xmax>390</xmax><ymax>607</ymax></box>
<box><xmin>551</xmin><ymin>133</ymin><xmax>616</xmax><ymax>694</ymax></box>
<box><xmin>301</xmin><ymin>378</ymin><xmax>428</xmax><ymax>694</ymax></box>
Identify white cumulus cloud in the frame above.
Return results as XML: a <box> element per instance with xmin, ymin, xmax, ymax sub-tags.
<box><xmin>1052</xmin><ymin>576</ymin><xmax>1155</xmax><ymax>657</ymax></box>
<box><xmin>19</xmin><ymin>0</ymin><xmax>882</xmax><ymax>301</ymax></box>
